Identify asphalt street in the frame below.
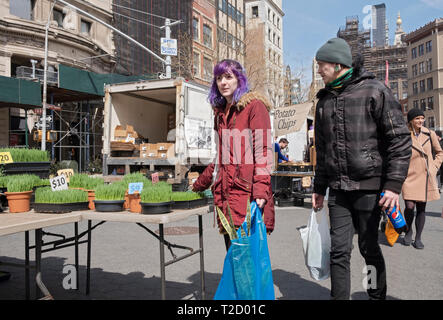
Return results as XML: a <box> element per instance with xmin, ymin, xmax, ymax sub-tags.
<box><xmin>1</xmin><ymin>195</ymin><xmax>443</xmax><ymax>300</ymax></box>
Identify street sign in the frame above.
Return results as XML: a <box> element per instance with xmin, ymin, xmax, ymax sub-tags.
<box><xmin>161</xmin><ymin>38</ymin><xmax>177</xmax><ymax>56</ymax></box>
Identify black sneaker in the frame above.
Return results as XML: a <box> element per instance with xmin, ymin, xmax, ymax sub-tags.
<box><xmin>413</xmin><ymin>240</ymin><xmax>424</xmax><ymax>249</ymax></box>
<box><xmin>403</xmin><ymin>235</ymin><xmax>412</xmax><ymax>246</ymax></box>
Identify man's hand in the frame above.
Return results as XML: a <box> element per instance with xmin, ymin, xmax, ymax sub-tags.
<box><xmin>256</xmin><ymin>198</ymin><xmax>266</xmax><ymax>209</ymax></box>
<box><xmin>379</xmin><ymin>190</ymin><xmax>399</xmax><ymax>212</ymax></box>
<box><xmin>312</xmin><ymin>193</ymin><xmax>325</xmax><ymax>211</ymax></box>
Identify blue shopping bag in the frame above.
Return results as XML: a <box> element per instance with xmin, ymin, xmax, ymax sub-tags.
<box><xmin>214</xmin><ymin>201</ymin><xmax>275</xmax><ymax>300</ymax></box>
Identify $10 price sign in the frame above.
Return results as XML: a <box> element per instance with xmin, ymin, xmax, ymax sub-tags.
<box><xmin>50</xmin><ymin>175</ymin><xmax>69</xmax><ymax>191</ymax></box>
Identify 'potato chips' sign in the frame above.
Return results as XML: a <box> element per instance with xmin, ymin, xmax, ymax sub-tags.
<box><xmin>273</xmin><ymin>102</ymin><xmax>313</xmax><ymax>136</ymax></box>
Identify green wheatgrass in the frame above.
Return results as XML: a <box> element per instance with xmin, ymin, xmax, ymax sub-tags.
<box><xmin>172</xmin><ymin>192</ymin><xmax>204</xmax><ymax>202</ymax></box>
<box><xmin>0</xmin><ymin>148</ymin><xmax>49</xmax><ymax>162</ymax></box>
<box><xmin>69</xmin><ymin>174</ymin><xmax>104</xmax><ymax>190</ymax></box>
<box><xmin>6</xmin><ymin>174</ymin><xmax>37</xmax><ymax>192</ymax></box>
<box><xmin>94</xmin><ymin>183</ymin><xmax>127</xmax><ymax>201</ymax></box>
<box><xmin>141</xmin><ymin>184</ymin><xmax>172</xmax><ymax>203</ymax></box>
<box><xmin>35</xmin><ymin>187</ymin><xmax>88</xmax><ymax>204</ymax></box>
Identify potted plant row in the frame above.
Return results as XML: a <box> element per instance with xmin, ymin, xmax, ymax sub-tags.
<box><xmin>93</xmin><ymin>183</ymin><xmax>127</xmax><ymax>212</ymax></box>
<box><xmin>3</xmin><ymin>175</ymin><xmax>35</xmax><ymax>213</ymax></box>
<box><xmin>68</xmin><ymin>173</ymin><xmax>104</xmax><ymax>210</ymax></box>
<box><xmin>140</xmin><ymin>182</ymin><xmax>173</xmax><ymax>214</ymax></box>
<box><xmin>172</xmin><ymin>191</ymin><xmax>206</xmax><ymax>210</ymax></box>
<box><xmin>121</xmin><ymin>173</ymin><xmax>152</xmax><ymax>212</ymax></box>
<box><xmin>33</xmin><ymin>187</ymin><xmax>89</xmax><ymax>214</ymax></box>
<box><xmin>0</xmin><ymin>148</ymin><xmax>51</xmax><ymax>178</ymax></box>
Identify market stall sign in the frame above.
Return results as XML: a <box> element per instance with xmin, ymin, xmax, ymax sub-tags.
<box><xmin>0</xmin><ymin>152</ymin><xmax>13</xmax><ymax>164</ymax></box>
<box><xmin>57</xmin><ymin>169</ymin><xmax>74</xmax><ymax>183</ymax></box>
<box><xmin>128</xmin><ymin>182</ymin><xmax>143</xmax><ymax>195</ymax></box>
<box><xmin>50</xmin><ymin>175</ymin><xmax>68</xmax><ymax>191</ymax></box>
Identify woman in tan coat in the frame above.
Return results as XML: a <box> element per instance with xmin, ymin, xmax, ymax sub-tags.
<box><xmin>401</xmin><ymin>108</ymin><xmax>443</xmax><ymax>249</ymax></box>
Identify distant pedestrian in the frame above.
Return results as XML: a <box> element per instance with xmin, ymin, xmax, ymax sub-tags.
<box><xmin>192</xmin><ymin>59</ymin><xmax>275</xmax><ymax>251</ymax></box>
<box><xmin>312</xmin><ymin>38</ymin><xmax>412</xmax><ymax>300</ymax></box>
<box><xmin>275</xmin><ymin>138</ymin><xmax>289</xmax><ymax>163</ymax></box>
<box><xmin>401</xmin><ymin>109</ymin><xmax>443</xmax><ymax>249</ymax></box>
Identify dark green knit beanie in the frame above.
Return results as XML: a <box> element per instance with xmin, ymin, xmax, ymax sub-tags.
<box><xmin>316</xmin><ymin>38</ymin><xmax>352</xmax><ymax>68</ymax></box>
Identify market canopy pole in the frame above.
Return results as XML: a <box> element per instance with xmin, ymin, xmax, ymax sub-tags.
<box><xmin>42</xmin><ymin>0</ymin><xmax>172</xmax><ymax>150</ymax></box>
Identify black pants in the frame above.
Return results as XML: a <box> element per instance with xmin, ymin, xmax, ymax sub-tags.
<box><xmin>328</xmin><ymin>189</ymin><xmax>387</xmax><ymax>300</ymax></box>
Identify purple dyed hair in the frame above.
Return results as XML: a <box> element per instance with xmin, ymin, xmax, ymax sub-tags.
<box><xmin>208</xmin><ymin>59</ymin><xmax>249</xmax><ymax>108</ymax></box>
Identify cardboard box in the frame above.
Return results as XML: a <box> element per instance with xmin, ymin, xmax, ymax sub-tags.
<box><xmin>114</xmin><ymin>125</ymin><xmax>126</xmax><ymax>139</ymax></box>
<box><xmin>158</xmin><ymin>145</ymin><xmax>175</xmax><ymax>159</ymax></box>
<box><xmin>156</xmin><ymin>143</ymin><xmax>174</xmax><ymax>151</ymax></box>
<box><xmin>188</xmin><ymin>172</ymin><xmax>199</xmax><ymax>184</ymax></box>
<box><xmin>140</xmin><ymin>143</ymin><xmax>157</xmax><ymax>152</ymax></box>
<box><xmin>141</xmin><ymin>150</ymin><xmax>158</xmax><ymax>158</ymax></box>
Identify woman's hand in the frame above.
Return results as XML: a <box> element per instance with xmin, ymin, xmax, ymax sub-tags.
<box><xmin>255</xmin><ymin>198</ymin><xmax>266</xmax><ymax>209</ymax></box>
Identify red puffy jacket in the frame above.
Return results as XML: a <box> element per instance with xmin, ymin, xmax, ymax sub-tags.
<box><xmin>193</xmin><ymin>92</ymin><xmax>275</xmax><ymax>232</ymax></box>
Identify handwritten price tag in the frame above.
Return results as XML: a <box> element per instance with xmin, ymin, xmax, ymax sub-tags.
<box><xmin>151</xmin><ymin>172</ymin><xmax>159</xmax><ymax>184</ymax></box>
<box><xmin>57</xmin><ymin>169</ymin><xmax>74</xmax><ymax>183</ymax></box>
<box><xmin>0</xmin><ymin>152</ymin><xmax>13</xmax><ymax>164</ymax></box>
<box><xmin>50</xmin><ymin>175</ymin><xmax>68</xmax><ymax>191</ymax></box>
<box><xmin>128</xmin><ymin>182</ymin><xmax>143</xmax><ymax>195</ymax></box>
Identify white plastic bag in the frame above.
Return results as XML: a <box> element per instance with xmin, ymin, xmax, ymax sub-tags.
<box><xmin>298</xmin><ymin>208</ymin><xmax>331</xmax><ymax>281</ymax></box>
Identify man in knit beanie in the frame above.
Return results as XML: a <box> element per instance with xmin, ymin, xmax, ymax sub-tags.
<box><xmin>312</xmin><ymin>38</ymin><xmax>412</xmax><ymax>300</ymax></box>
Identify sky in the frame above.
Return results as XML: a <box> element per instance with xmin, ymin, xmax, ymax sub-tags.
<box><xmin>282</xmin><ymin>0</ymin><xmax>443</xmax><ymax>83</ymax></box>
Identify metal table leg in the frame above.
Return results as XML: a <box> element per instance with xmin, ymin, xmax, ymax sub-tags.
<box><xmin>86</xmin><ymin>220</ymin><xmax>91</xmax><ymax>295</ymax></box>
<box><xmin>199</xmin><ymin>215</ymin><xmax>205</xmax><ymax>300</ymax></box>
<box><xmin>75</xmin><ymin>222</ymin><xmax>79</xmax><ymax>290</ymax></box>
<box><xmin>25</xmin><ymin>231</ymin><xmax>30</xmax><ymax>300</ymax></box>
<box><xmin>159</xmin><ymin>223</ymin><xmax>166</xmax><ymax>300</ymax></box>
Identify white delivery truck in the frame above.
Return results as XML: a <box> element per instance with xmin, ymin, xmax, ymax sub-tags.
<box><xmin>102</xmin><ymin>77</ymin><xmax>215</xmax><ymax>182</ymax></box>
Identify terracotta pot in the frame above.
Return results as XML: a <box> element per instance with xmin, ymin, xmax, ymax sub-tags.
<box><xmin>5</xmin><ymin>191</ymin><xmax>33</xmax><ymax>213</ymax></box>
<box><xmin>85</xmin><ymin>190</ymin><xmax>95</xmax><ymax>210</ymax></box>
<box><xmin>124</xmin><ymin>190</ymin><xmax>129</xmax><ymax>209</ymax></box>
<box><xmin>128</xmin><ymin>193</ymin><xmax>141</xmax><ymax>213</ymax></box>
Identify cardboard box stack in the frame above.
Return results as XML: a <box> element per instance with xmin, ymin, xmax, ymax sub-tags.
<box><xmin>139</xmin><ymin>142</ymin><xmax>175</xmax><ymax>159</ymax></box>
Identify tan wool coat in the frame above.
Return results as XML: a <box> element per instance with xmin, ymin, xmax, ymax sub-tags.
<box><xmin>402</xmin><ymin>126</ymin><xmax>443</xmax><ymax>202</ymax></box>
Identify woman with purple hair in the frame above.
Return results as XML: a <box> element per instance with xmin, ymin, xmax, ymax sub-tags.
<box><xmin>192</xmin><ymin>59</ymin><xmax>275</xmax><ymax>250</ymax></box>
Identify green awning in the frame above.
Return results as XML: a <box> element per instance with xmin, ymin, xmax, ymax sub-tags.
<box><xmin>0</xmin><ymin>75</ymin><xmax>41</xmax><ymax>108</ymax></box>
<box><xmin>58</xmin><ymin>65</ymin><xmax>156</xmax><ymax>97</ymax></box>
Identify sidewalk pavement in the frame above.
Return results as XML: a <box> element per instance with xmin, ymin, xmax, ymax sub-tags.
<box><xmin>1</xmin><ymin>196</ymin><xmax>442</xmax><ymax>300</ymax></box>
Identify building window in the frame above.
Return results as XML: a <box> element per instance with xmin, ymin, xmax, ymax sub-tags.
<box><xmin>427</xmin><ymin>116</ymin><xmax>435</xmax><ymax>128</ymax></box>
<box><xmin>227</xmin><ymin>33</ymin><xmax>233</xmax><ymax>48</ymax></box>
<box><xmin>277</xmin><ymin>18</ymin><xmax>280</xmax><ymax>29</ymax></box>
<box><xmin>80</xmin><ymin>20</ymin><xmax>91</xmax><ymax>35</ymax></box>
<box><xmin>53</xmin><ymin>8</ymin><xmax>65</xmax><ymax>28</ymax></box>
<box><xmin>428</xmin><ymin>96</ymin><xmax>434</xmax><ymax>110</ymax></box>
<box><xmin>402</xmin><ymin>81</ymin><xmax>408</xmax><ymax>90</ymax></box>
<box><xmin>419</xmin><ymin>80</ymin><xmax>425</xmax><ymax>93</ymax></box>
<box><xmin>10</xmin><ymin>0</ymin><xmax>36</xmax><ymax>20</ymax></box>
<box><xmin>411</xmin><ymin>47</ymin><xmax>417</xmax><ymax>59</ymax></box>
<box><xmin>203</xmin><ymin>24</ymin><xmax>212</xmax><ymax>48</ymax></box>
<box><xmin>268</xmin><ymin>28</ymin><xmax>271</xmax><ymax>41</ymax></box>
<box><xmin>427</xmin><ymin>58</ymin><xmax>432</xmax><ymax>72</ymax></box>
<box><xmin>277</xmin><ymin>36</ymin><xmax>280</xmax><ymax>48</ymax></box>
<box><xmin>412</xmin><ymin>64</ymin><xmax>418</xmax><ymax>77</ymax></box>
<box><xmin>426</xmin><ymin>40</ymin><xmax>432</xmax><ymax>53</ymax></box>
<box><xmin>420</xmin><ymin>99</ymin><xmax>426</xmax><ymax>111</ymax></box>
<box><xmin>268</xmin><ymin>9</ymin><xmax>271</xmax><ymax>21</ymax></box>
<box><xmin>192</xmin><ymin>18</ymin><xmax>199</xmax><ymax>41</ymax></box>
<box><xmin>418</xmin><ymin>44</ymin><xmax>424</xmax><ymax>56</ymax></box>
<box><xmin>252</xmin><ymin>6</ymin><xmax>258</xmax><ymax>18</ymax></box>
<box><xmin>203</xmin><ymin>57</ymin><xmax>212</xmax><ymax>81</ymax></box>
<box><xmin>220</xmin><ymin>0</ymin><xmax>227</xmax><ymax>13</ymax></box>
<box><xmin>413</xmin><ymin>82</ymin><xmax>418</xmax><ymax>95</ymax></box>
<box><xmin>427</xmin><ymin>78</ymin><xmax>433</xmax><ymax>91</ymax></box>
<box><xmin>413</xmin><ymin>100</ymin><xmax>418</xmax><ymax>109</ymax></box>
<box><xmin>217</xmin><ymin>27</ymin><xmax>226</xmax><ymax>44</ymax></box>
<box><xmin>419</xmin><ymin>62</ymin><xmax>425</xmax><ymax>74</ymax></box>
<box><xmin>193</xmin><ymin>52</ymin><xmax>200</xmax><ymax>78</ymax></box>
